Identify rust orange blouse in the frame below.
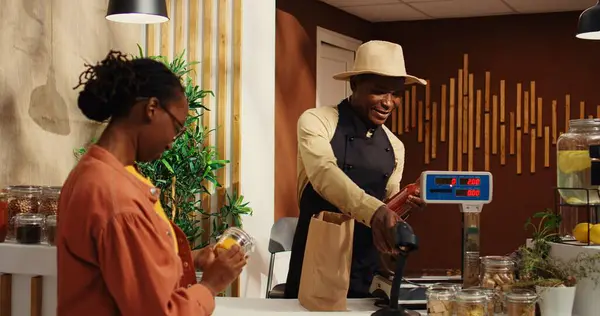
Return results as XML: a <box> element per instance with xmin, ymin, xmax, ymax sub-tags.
<box><xmin>56</xmin><ymin>145</ymin><xmax>212</xmax><ymax>316</ymax></box>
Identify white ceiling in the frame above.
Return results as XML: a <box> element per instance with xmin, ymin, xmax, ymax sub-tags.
<box><xmin>318</xmin><ymin>0</ymin><xmax>596</xmax><ymax>22</ymax></box>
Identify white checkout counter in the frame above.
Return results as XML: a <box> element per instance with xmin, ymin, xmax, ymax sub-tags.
<box><xmin>1</xmin><ymin>240</ymin><xmax>597</xmax><ymax>316</ymax></box>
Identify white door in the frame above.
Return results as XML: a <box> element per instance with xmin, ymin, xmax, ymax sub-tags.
<box><xmin>316</xmin><ymin>42</ymin><xmax>355</xmax><ymax>108</ymax></box>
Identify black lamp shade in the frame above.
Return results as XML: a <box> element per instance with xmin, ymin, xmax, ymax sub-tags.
<box><xmin>106</xmin><ymin>0</ymin><xmax>169</xmax><ymax>24</ymax></box>
<box><xmin>577</xmin><ymin>1</ymin><xmax>600</xmax><ymax>40</ymax></box>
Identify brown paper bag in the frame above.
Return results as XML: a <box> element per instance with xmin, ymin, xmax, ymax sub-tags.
<box><xmin>298</xmin><ymin>211</ymin><xmax>354</xmax><ymax>311</ymax></box>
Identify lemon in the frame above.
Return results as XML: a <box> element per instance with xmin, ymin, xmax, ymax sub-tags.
<box><xmin>573</xmin><ymin>222</ymin><xmax>593</xmax><ymax>243</ymax></box>
<box><xmin>590</xmin><ymin>224</ymin><xmax>600</xmax><ymax>245</ymax></box>
<box><xmin>217</xmin><ymin>236</ymin><xmax>237</xmax><ymax>250</ymax></box>
<box><xmin>557</xmin><ymin>150</ymin><xmax>591</xmax><ymax>174</ymax></box>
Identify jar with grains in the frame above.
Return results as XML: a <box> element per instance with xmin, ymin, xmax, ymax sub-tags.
<box><xmin>455</xmin><ymin>289</ymin><xmax>488</xmax><ymax>316</ymax></box>
<box><xmin>0</xmin><ymin>190</ymin><xmax>7</xmax><ymax>243</ymax></box>
<box><xmin>504</xmin><ymin>289</ymin><xmax>537</xmax><ymax>316</ymax></box>
<box><xmin>39</xmin><ymin>186</ymin><xmax>60</xmax><ymax>216</ymax></box>
<box><xmin>6</xmin><ymin>186</ymin><xmax>42</xmax><ymax>240</ymax></box>
<box><xmin>14</xmin><ymin>213</ymin><xmax>44</xmax><ymax>244</ymax></box>
<box><xmin>46</xmin><ymin>215</ymin><xmax>57</xmax><ymax>246</ymax></box>
<box><xmin>426</xmin><ymin>285</ymin><xmax>458</xmax><ymax>316</ymax></box>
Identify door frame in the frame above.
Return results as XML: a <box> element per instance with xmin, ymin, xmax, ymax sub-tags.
<box><xmin>315</xmin><ymin>27</ymin><xmax>362</xmax><ymax>108</ymax></box>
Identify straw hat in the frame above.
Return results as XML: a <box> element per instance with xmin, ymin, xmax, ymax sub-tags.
<box><xmin>333</xmin><ymin>40</ymin><xmax>426</xmax><ymax>85</ymax></box>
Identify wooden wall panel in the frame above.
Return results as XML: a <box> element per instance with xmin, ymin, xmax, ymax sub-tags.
<box><xmin>145</xmin><ymin>0</ymin><xmax>244</xmax><ymax>297</ymax></box>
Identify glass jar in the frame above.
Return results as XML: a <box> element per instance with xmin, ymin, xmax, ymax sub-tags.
<box><xmin>46</xmin><ymin>215</ymin><xmax>57</xmax><ymax>246</ymax></box>
<box><xmin>480</xmin><ymin>256</ymin><xmax>515</xmax><ymax>291</ymax></box>
<box><xmin>455</xmin><ymin>289</ymin><xmax>488</xmax><ymax>316</ymax></box>
<box><xmin>216</xmin><ymin>227</ymin><xmax>255</xmax><ymax>253</ymax></box>
<box><xmin>39</xmin><ymin>186</ymin><xmax>60</xmax><ymax>216</ymax></box>
<box><xmin>557</xmin><ymin>119</ymin><xmax>600</xmax><ymax>205</ymax></box>
<box><xmin>6</xmin><ymin>185</ymin><xmax>42</xmax><ymax>240</ymax></box>
<box><xmin>426</xmin><ymin>287</ymin><xmax>455</xmax><ymax>316</ymax></box>
<box><xmin>0</xmin><ymin>190</ymin><xmax>7</xmax><ymax>243</ymax></box>
<box><xmin>14</xmin><ymin>213</ymin><xmax>44</xmax><ymax>244</ymax></box>
<box><xmin>466</xmin><ymin>287</ymin><xmax>499</xmax><ymax>315</ymax></box>
<box><xmin>504</xmin><ymin>289</ymin><xmax>537</xmax><ymax>316</ymax></box>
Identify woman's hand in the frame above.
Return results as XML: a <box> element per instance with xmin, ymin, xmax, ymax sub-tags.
<box><xmin>193</xmin><ymin>245</ymin><xmax>216</xmax><ymax>270</ymax></box>
<box><xmin>200</xmin><ymin>245</ymin><xmax>247</xmax><ymax>294</ymax></box>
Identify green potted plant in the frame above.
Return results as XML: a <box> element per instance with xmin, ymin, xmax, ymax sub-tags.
<box><xmin>512</xmin><ymin>210</ymin><xmax>600</xmax><ymax>315</ymax></box>
<box><xmin>74</xmin><ymin>46</ymin><xmax>253</xmax><ymax>252</ymax></box>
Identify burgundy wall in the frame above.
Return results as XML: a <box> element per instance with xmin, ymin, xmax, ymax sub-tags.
<box><xmin>275</xmin><ymin>5</ymin><xmax>600</xmax><ymax>273</ymax></box>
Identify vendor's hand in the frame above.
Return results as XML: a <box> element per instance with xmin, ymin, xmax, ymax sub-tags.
<box><xmin>370</xmin><ymin>205</ymin><xmax>402</xmax><ymax>256</ymax></box>
<box><xmin>200</xmin><ymin>245</ymin><xmax>247</xmax><ymax>295</ymax></box>
<box><xmin>193</xmin><ymin>245</ymin><xmax>216</xmax><ymax>270</ymax></box>
<box><xmin>405</xmin><ymin>190</ymin><xmax>427</xmax><ymax>211</ymax></box>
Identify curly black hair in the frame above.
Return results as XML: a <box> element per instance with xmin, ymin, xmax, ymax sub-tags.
<box><xmin>74</xmin><ymin>50</ymin><xmax>184</xmax><ymax>122</ymax></box>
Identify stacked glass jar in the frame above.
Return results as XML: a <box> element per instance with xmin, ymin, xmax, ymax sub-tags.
<box><xmin>0</xmin><ymin>185</ymin><xmax>61</xmax><ymax>246</ymax></box>
<box><xmin>425</xmin><ymin>283</ymin><xmax>461</xmax><ymax>316</ymax></box>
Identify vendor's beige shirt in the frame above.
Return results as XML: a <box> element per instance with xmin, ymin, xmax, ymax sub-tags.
<box><xmin>297</xmin><ymin>105</ymin><xmax>405</xmax><ymax>226</ymax></box>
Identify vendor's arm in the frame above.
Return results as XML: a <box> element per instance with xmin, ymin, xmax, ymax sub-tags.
<box><xmin>382</xmin><ymin>127</ymin><xmax>405</xmax><ymax>200</ymax></box>
<box><xmin>297</xmin><ymin>108</ymin><xmax>385</xmax><ymax>226</ymax></box>
<box><xmin>98</xmin><ymin>211</ymin><xmax>215</xmax><ymax>316</ymax></box>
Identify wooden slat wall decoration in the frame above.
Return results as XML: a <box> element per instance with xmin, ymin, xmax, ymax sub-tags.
<box><xmin>476</xmin><ymin>90</ymin><xmax>482</xmax><ymax>148</ymax></box>
<box><xmin>457</xmin><ymin>69</ymin><xmax>463</xmax><ymax>168</ymax></box>
<box><xmin>391</xmin><ymin>107</ymin><xmax>397</xmax><ymax>133</ymax></box>
<box><xmin>500</xmin><ymin>80</ymin><xmax>506</xmax><ymax>123</ymax></box>
<box><xmin>404</xmin><ymin>90</ymin><xmax>410</xmax><ymax>132</ymax></box>
<box><xmin>397</xmin><ymin>97</ymin><xmax>403</xmax><ymax>135</ymax></box>
<box><xmin>448</xmin><ymin>78</ymin><xmax>456</xmax><ymax>170</ymax></box>
<box><xmin>500</xmin><ymin>124</ymin><xmax>506</xmax><ymax>165</ymax></box>
<box><xmin>530</xmin><ymin>82</ymin><xmax>536</xmax><ymax>124</ymax></box>
<box><xmin>145</xmin><ymin>0</ymin><xmax>244</xmax><ymax>297</ymax></box>
<box><xmin>580</xmin><ymin>101</ymin><xmax>585</xmax><ymax>119</ymax></box>
<box><xmin>524</xmin><ymin>91</ymin><xmax>529</xmax><ymax>134</ymax></box>
<box><xmin>537</xmin><ymin>97</ymin><xmax>543</xmax><ymax>137</ymax></box>
<box><xmin>517</xmin><ymin>129</ymin><xmax>522</xmax><ymax>174</ymax></box>
<box><xmin>516</xmin><ymin>83</ymin><xmax>522</xmax><ymax>128</ymax></box>
<box><xmin>509</xmin><ymin>112</ymin><xmax>515</xmax><ymax>155</ymax></box>
<box><xmin>425</xmin><ymin>120</ymin><xmax>430</xmax><ymax>164</ymax></box>
<box><xmin>441</xmin><ymin>85</ymin><xmax>447</xmax><ymax>142</ymax></box>
<box><xmin>485</xmin><ymin>72</ymin><xmax>491</xmax><ymax>112</ymax></box>
<box><xmin>597</xmin><ymin>105</ymin><xmax>600</xmax><ymax>118</ymax></box>
<box><xmin>468</xmin><ymin>74</ymin><xmax>474</xmax><ymax>170</ymax></box>
<box><xmin>492</xmin><ymin>95</ymin><xmax>498</xmax><ymax>154</ymax></box>
<box><xmin>432</xmin><ymin>101</ymin><xmax>438</xmax><ymax>159</ymax></box>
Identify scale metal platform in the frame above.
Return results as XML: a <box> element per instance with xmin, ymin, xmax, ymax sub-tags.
<box><xmin>369</xmin><ymin>171</ymin><xmax>493</xmax><ymax>310</ymax></box>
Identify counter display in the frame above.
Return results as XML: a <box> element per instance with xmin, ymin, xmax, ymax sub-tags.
<box><xmin>213</xmin><ymin>297</ymin><xmax>426</xmax><ymax>315</ymax></box>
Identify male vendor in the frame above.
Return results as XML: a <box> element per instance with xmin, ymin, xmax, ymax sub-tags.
<box><xmin>284</xmin><ymin>40</ymin><xmax>427</xmax><ymax>299</ymax></box>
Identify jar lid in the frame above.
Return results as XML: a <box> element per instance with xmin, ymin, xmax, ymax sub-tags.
<box><xmin>429</xmin><ymin>283</ymin><xmax>461</xmax><ymax>291</ymax></box>
<box><xmin>46</xmin><ymin>214</ymin><xmax>58</xmax><ymax>223</ymax></box>
<box><xmin>569</xmin><ymin>118</ymin><xmax>600</xmax><ymax>127</ymax></box>
<box><xmin>15</xmin><ymin>213</ymin><xmax>45</xmax><ymax>225</ymax></box>
<box><xmin>481</xmin><ymin>255</ymin><xmax>514</xmax><ymax>267</ymax></box>
<box><xmin>455</xmin><ymin>289</ymin><xmax>488</xmax><ymax>302</ymax></box>
<box><xmin>426</xmin><ymin>287</ymin><xmax>455</xmax><ymax>300</ymax></box>
<box><xmin>42</xmin><ymin>186</ymin><xmax>61</xmax><ymax>195</ymax></box>
<box><xmin>505</xmin><ymin>289</ymin><xmax>537</xmax><ymax>303</ymax></box>
<box><xmin>7</xmin><ymin>185</ymin><xmax>42</xmax><ymax>194</ymax></box>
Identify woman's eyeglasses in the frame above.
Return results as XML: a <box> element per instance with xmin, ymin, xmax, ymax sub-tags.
<box><xmin>136</xmin><ymin>97</ymin><xmax>186</xmax><ymax>140</ymax></box>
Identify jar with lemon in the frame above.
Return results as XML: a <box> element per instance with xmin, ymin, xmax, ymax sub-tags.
<box><xmin>557</xmin><ymin>119</ymin><xmax>600</xmax><ymax>205</ymax></box>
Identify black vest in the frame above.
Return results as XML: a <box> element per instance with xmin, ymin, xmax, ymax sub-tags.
<box><xmin>284</xmin><ymin>100</ymin><xmax>396</xmax><ymax>298</ymax></box>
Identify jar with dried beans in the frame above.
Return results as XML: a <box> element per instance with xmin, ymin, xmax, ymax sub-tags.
<box><xmin>6</xmin><ymin>186</ymin><xmax>41</xmax><ymax>240</ymax></box>
<box><xmin>40</xmin><ymin>186</ymin><xmax>60</xmax><ymax>216</ymax></box>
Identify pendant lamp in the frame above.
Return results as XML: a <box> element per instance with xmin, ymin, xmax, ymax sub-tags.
<box><xmin>106</xmin><ymin>0</ymin><xmax>169</xmax><ymax>24</ymax></box>
<box><xmin>577</xmin><ymin>1</ymin><xmax>600</xmax><ymax>40</ymax></box>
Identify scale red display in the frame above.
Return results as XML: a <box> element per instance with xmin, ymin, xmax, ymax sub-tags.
<box><xmin>455</xmin><ymin>189</ymin><xmax>481</xmax><ymax>197</ymax></box>
<box><xmin>434</xmin><ymin>177</ymin><xmax>481</xmax><ymax>186</ymax></box>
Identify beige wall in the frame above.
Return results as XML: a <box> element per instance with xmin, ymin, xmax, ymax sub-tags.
<box><xmin>0</xmin><ymin>0</ymin><xmax>141</xmax><ymax>187</ymax></box>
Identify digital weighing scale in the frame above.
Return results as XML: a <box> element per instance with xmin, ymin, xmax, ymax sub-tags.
<box><xmin>369</xmin><ymin>171</ymin><xmax>493</xmax><ymax>310</ymax></box>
